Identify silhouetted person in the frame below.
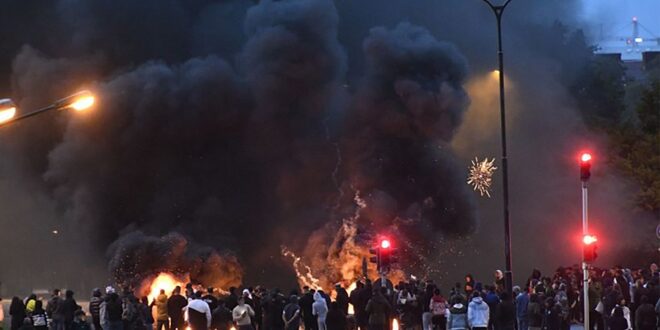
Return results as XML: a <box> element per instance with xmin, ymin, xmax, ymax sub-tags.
<box><xmin>334</xmin><ymin>285</ymin><xmax>349</xmax><ymax>315</ymax></box>
<box><xmin>203</xmin><ymin>288</ymin><xmax>219</xmax><ymax>311</ymax></box>
<box><xmin>168</xmin><ymin>287</ymin><xmax>188</xmax><ymax>330</ymax></box>
<box><xmin>299</xmin><ymin>287</ymin><xmax>316</xmax><ymax>330</ymax></box>
<box><xmin>10</xmin><ymin>297</ymin><xmax>26</xmax><ymax>330</ymax></box>
<box><xmin>365</xmin><ymin>288</ymin><xmax>390</xmax><ymax>330</ymax></box>
<box><xmin>325</xmin><ymin>302</ymin><xmax>347</xmax><ymax>330</ymax></box>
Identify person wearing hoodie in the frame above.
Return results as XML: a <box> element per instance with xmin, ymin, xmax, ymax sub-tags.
<box><xmin>514</xmin><ymin>287</ymin><xmax>529</xmax><ymax>330</ymax></box>
<box><xmin>25</xmin><ymin>295</ymin><xmax>37</xmax><ymax>317</ymax></box>
<box><xmin>365</xmin><ymin>288</ymin><xmax>391</xmax><ymax>330</ymax></box>
<box><xmin>467</xmin><ymin>293</ymin><xmax>489</xmax><ymax>330</ymax></box>
<box><xmin>312</xmin><ymin>292</ymin><xmax>328</xmax><ymax>330</ymax></box>
<box><xmin>187</xmin><ymin>293</ymin><xmax>212</xmax><ymax>330</ymax></box>
<box><xmin>447</xmin><ymin>297</ymin><xmax>468</xmax><ymax>330</ymax></box>
<box><xmin>429</xmin><ymin>289</ymin><xmax>448</xmax><ymax>330</ymax></box>
<box><xmin>154</xmin><ymin>290</ymin><xmax>170</xmax><ymax>330</ymax></box>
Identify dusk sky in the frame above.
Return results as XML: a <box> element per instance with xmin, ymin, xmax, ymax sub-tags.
<box><xmin>582</xmin><ymin>0</ymin><xmax>660</xmax><ymax>40</ymax></box>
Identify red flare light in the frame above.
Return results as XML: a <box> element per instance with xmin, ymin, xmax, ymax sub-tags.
<box><xmin>581</xmin><ymin>153</ymin><xmax>592</xmax><ymax>163</ymax></box>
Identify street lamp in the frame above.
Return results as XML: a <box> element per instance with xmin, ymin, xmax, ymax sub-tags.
<box><xmin>480</xmin><ymin>0</ymin><xmax>514</xmax><ymax>296</ymax></box>
<box><xmin>0</xmin><ymin>90</ymin><xmax>95</xmax><ymax>128</ymax></box>
<box><xmin>0</xmin><ymin>99</ymin><xmax>17</xmax><ymax>124</ymax></box>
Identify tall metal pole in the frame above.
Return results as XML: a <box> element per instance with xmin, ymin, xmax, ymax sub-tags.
<box><xmin>582</xmin><ymin>180</ymin><xmax>590</xmax><ymax>330</ymax></box>
<box><xmin>482</xmin><ymin>0</ymin><xmax>513</xmax><ymax>297</ymax></box>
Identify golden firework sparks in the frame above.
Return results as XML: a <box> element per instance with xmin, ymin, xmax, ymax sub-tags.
<box><xmin>467</xmin><ymin>157</ymin><xmax>497</xmax><ymax>197</ymax></box>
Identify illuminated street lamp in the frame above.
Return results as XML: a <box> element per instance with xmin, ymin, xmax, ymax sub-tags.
<box><xmin>481</xmin><ymin>0</ymin><xmax>514</xmax><ymax>296</ymax></box>
<box><xmin>0</xmin><ymin>90</ymin><xmax>95</xmax><ymax>128</ymax></box>
<box><xmin>0</xmin><ymin>99</ymin><xmax>17</xmax><ymax>124</ymax></box>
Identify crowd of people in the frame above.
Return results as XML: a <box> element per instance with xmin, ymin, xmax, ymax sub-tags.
<box><xmin>0</xmin><ymin>263</ymin><xmax>658</xmax><ymax>330</ymax></box>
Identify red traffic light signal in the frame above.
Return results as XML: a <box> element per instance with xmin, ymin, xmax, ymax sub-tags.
<box><xmin>380</xmin><ymin>239</ymin><xmax>391</xmax><ymax>249</ymax></box>
<box><xmin>583</xmin><ymin>235</ymin><xmax>597</xmax><ymax>245</ymax></box>
<box><xmin>583</xmin><ymin>235</ymin><xmax>598</xmax><ymax>263</ymax></box>
<box><xmin>580</xmin><ymin>152</ymin><xmax>592</xmax><ymax>181</ymax></box>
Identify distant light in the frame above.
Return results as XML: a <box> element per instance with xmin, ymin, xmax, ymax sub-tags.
<box><xmin>491</xmin><ymin>69</ymin><xmax>500</xmax><ymax>78</ymax></box>
<box><xmin>52</xmin><ymin>230</ymin><xmax>59</xmax><ymax>235</ymax></box>
<box><xmin>634</xmin><ymin>37</ymin><xmax>643</xmax><ymax>43</ymax></box>
<box><xmin>580</xmin><ymin>153</ymin><xmax>592</xmax><ymax>163</ymax></box>
<box><xmin>632</xmin><ymin>16</ymin><xmax>637</xmax><ymax>22</ymax></box>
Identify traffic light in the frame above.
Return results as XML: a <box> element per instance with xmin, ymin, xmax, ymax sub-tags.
<box><xmin>378</xmin><ymin>238</ymin><xmax>399</xmax><ymax>272</ymax></box>
<box><xmin>580</xmin><ymin>153</ymin><xmax>592</xmax><ymax>181</ymax></box>
<box><xmin>583</xmin><ymin>234</ymin><xmax>598</xmax><ymax>263</ymax></box>
<box><xmin>369</xmin><ymin>246</ymin><xmax>380</xmax><ymax>269</ymax></box>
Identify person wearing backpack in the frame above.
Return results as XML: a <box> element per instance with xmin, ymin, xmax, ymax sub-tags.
<box><xmin>430</xmin><ymin>289</ymin><xmax>448</xmax><ymax>330</ymax></box>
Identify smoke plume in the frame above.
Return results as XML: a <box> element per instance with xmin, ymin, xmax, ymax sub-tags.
<box><xmin>108</xmin><ymin>231</ymin><xmax>242</xmax><ymax>290</ymax></box>
<box><xmin>0</xmin><ymin>0</ymin><xmax>654</xmax><ymax>294</ymax></box>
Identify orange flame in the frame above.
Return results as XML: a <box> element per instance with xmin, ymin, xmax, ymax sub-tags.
<box><xmin>147</xmin><ymin>273</ymin><xmax>186</xmax><ymax>302</ymax></box>
<box><xmin>392</xmin><ymin>319</ymin><xmax>399</xmax><ymax>330</ymax></box>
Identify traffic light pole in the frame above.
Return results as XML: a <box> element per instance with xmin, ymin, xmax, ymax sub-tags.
<box><xmin>582</xmin><ymin>180</ymin><xmax>590</xmax><ymax>330</ymax></box>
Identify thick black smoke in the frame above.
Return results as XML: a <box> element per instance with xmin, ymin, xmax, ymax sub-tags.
<box><xmin>0</xmin><ymin>0</ymin><xmax>652</xmax><ymax>292</ymax></box>
<box><xmin>345</xmin><ymin>22</ymin><xmax>474</xmax><ymax>244</ymax></box>
<box><xmin>108</xmin><ymin>231</ymin><xmax>242</xmax><ymax>290</ymax></box>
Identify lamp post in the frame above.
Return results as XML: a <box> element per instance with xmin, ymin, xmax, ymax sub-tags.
<box><xmin>0</xmin><ymin>90</ymin><xmax>95</xmax><ymax>128</ymax></box>
<box><xmin>480</xmin><ymin>0</ymin><xmax>513</xmax><ymax>296</ymax></box>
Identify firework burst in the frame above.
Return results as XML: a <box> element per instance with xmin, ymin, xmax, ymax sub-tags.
<box><xmin>467</xmin><ymin>157</ymin><xmax>497</xmax><ymax>197</ymax></box>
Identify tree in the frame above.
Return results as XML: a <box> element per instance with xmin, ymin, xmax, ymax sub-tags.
<box><xmin>609</xmin><ymin>80</ymin><xmax>660</xmax><ymax>212</ymax></box>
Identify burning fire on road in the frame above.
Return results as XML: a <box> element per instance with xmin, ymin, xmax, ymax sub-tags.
<box><xmin>143</xmin><ymin>273</ymin><xmax>188</xmax><ymax>302</ymax></box>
